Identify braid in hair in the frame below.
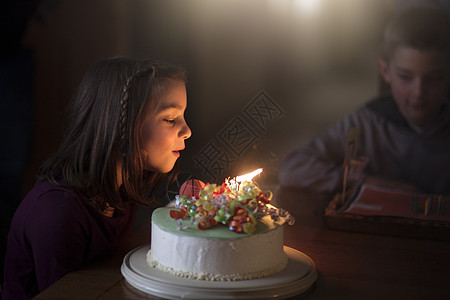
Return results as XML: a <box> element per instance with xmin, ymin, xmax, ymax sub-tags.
<box><xmin>119</xmin><ymin>66</ymin><xmax>156</xmax><ymax>157</ymax></box>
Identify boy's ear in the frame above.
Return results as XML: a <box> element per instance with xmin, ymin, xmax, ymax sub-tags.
<box><xmin>378</xmin><ymin>58</ymin><xmax>391</xmax><ymax>84</ymax></box>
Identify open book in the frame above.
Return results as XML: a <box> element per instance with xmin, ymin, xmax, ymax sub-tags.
<box><xmin>343</xmin><ymin>184</ymin><xmax>449</xmax><ymax>222</ymax></box>
<box><xmin>324</xmin><ymin>184</ymin><xmax>450</xmax><ymax>240</ymax></box>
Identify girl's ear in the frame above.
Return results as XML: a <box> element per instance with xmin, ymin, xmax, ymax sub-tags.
<box><xmin>378</xmin><ymin>58</ymin><xmax>391</xmax><ymax>84</ymax></box>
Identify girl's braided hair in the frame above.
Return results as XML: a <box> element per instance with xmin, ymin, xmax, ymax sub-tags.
<box><xmin>119</xmin><ymin>66</ymin><xmax>155</xmax><ymax>158</ymax></box>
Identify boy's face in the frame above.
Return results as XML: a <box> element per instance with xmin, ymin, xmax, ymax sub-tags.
<box><xmin>379</xmin><ymin>46</ymin><xmax>450</xmax><ymax>127</ymax></box>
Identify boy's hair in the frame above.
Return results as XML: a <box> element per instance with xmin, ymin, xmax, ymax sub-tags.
<box><xmin>38</xmin><ymin>57</ymin><xmax>187</xmax><ymax>210</ymax></box>
<box><xmin>382</xmin><ymin>7</ymin><xmax>450</xmax><ymax>61</ymax></box>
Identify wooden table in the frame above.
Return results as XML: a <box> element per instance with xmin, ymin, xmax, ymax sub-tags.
<box><xmin>34</xmin><ymin>187</ymin><xmax>450</xmax><ymax>299</ymax></box>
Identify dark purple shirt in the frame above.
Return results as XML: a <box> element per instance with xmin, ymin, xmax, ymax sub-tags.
<box><xmin>1</xmin><ymin>180</ymin><xmax>137</xmax><ymax>299</ymax></box>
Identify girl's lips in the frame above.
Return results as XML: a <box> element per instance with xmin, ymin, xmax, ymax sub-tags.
<box><xmin>173</xmin><ymin>147</ymin><xmax>184</xmax><ymax>158</ymax></box>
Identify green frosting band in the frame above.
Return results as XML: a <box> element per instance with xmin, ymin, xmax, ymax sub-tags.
<box><xmin>152</xmin><ymin>207</ymin><xmax>278</xmax><ymax>239</ymax></box>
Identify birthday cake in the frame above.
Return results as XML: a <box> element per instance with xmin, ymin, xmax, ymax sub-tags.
<box><xmin>147</xmin><ymin>171</ymin><xmax>295</xmax><ymax>281</ymax></box>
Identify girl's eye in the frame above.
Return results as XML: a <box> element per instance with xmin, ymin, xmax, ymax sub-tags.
<box><xmin>164</xmin><ymin>119</ymin><xmax>175</xmax><ymax>124</ymax></box>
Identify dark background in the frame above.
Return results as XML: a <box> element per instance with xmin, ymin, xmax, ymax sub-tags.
<box><xmin>9</xmin><ymin>0</ymin><xmax>390</xmax><ymax>190</ymax></box>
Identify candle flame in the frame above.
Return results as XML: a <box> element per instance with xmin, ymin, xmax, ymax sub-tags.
<box><xmin>236</xmin><ymin>168</ymin><xmax>263</xmax><ymax>182</ymax></box>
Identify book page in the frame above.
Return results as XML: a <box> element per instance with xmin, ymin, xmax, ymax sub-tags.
<box><xmin>343</xmin><ymin>184</ymin><xmax>450</xmax><ymax>222</ymax></box>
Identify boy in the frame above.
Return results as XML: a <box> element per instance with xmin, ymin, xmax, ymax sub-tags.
<box><xmin>279</xmin><ymin>7</ymin><xmax>450</xmax><ymax>195</ymax></box>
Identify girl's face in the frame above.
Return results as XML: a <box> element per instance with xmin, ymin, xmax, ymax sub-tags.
<box><xmin>379</xmin><ymin>46</ymin><xmax>450</xmax><ymax>127</ymax></box>
<box><xmin>141</xmin><ymin>80</ymin><xmax>191</xmax><ymax>173</ymax></box>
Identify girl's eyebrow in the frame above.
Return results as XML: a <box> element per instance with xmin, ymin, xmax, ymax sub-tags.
<box><xmin>157</xmin><ymin>103</ymin><xmax>183</xmax><ymax>111</ymax></box>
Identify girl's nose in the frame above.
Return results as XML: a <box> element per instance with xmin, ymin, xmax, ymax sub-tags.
<box><xmin>180</xmin><ymin>121</ymin><xmax>191</xmax><ymax>140</ymax></box>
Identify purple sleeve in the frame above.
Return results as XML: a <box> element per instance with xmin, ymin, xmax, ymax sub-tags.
<box><xmin>25</xmin><ymin>190</ymin><xmax>89</xmax><ymax>292</ymax></box>
<box><xmin>2</xmin><ymin>182</ymin><xmax>137</xmax><ymax>299</ymax></box>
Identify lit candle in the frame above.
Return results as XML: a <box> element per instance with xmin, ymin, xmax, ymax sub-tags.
<box><xmin>232</xmin><ymin>168</ymin><xmax>263</xmax><ymax>200</ymax></box>
<box><xmin>236</xmin><ymin>168</ymin><xmax>263</xmax><ymax>182</ymax></box>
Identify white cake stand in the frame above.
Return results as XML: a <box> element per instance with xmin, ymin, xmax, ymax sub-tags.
<box><xmin>121</xmin><ymin>245</ymin><xmax>317</xmax><ymax>299</ymax></box>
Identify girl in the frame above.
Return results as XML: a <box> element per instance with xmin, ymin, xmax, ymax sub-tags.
<box><xmin>1</xmin><ymin>57</ymin><xmax>191</xmax><ymax>299</ymax></box>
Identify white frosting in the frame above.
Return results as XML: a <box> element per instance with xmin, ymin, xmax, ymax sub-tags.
<box><xmin>148</xmin><ymin>219</ymin><xmax>288</xmax><ymax>281</ymax></box>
